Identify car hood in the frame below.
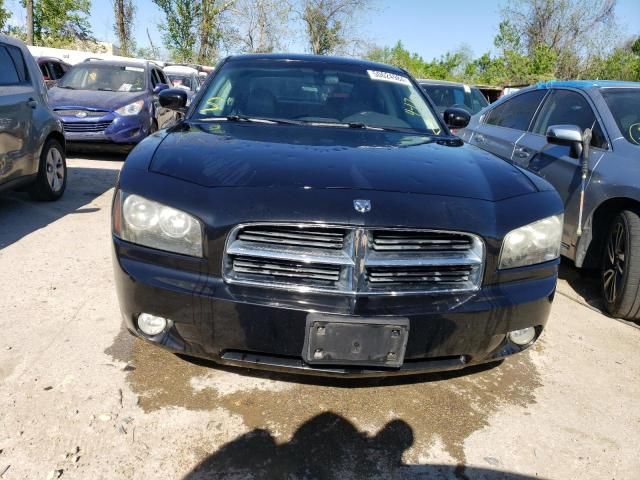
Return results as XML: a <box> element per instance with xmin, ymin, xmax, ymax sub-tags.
<box><xmin>148</xmin><ymin>121</ymin><xmax>537</xmax><ymax>201</ymax></box>
<box><xmin>48</xmin><ymin>88</ymin><xmax>146</xmax><ymax>111</ymax></box>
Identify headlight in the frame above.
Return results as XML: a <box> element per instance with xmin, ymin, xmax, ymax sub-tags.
<box><xmin>115</xmin><ymin>100</ymin><xmax>144</xmax><ymax>116</ymax></box>
<box><xmin>113</xmin><ymin>191</ymin><xmax>203</xmax><ymax>257</ymax></box>
<box><xmin>499</xmin><ymin>214</ymin><xmax>563</xmax><ymax>269</ymax></box>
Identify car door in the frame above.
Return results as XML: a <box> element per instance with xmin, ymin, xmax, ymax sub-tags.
<box><xmin>467</xmin><ymin>89</ymin><xmax>548</xmax><ymax>161</ymax></box>
<box><xmin>513</xmin><ymin>88</ymin><xmax>610</xmax><ymax>255</ymax></box>
<box><xmin>0</xmin><ymin>43</ymin><xmax>35</xmax><ymax>187</ymax></box>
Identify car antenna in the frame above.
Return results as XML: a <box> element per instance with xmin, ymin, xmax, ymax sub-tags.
<box><xmin>576</xmin><ymin>128</ymin><xmax>592</xmax><ymax>237</ymax></box>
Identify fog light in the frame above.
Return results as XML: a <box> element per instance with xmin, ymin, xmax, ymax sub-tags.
<box><xmin>508</xmin><ymin>327</ymin><xmax>536</xmax><ymax>346</ymax></box>
<box><xmin>137</xmin><ymin>313</ymin><xmax>167</xmax><ymax>336</ymax></box>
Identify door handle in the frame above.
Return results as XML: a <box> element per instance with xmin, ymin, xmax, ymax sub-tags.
<box><xmin>26</xmin><ymin>98</ymin><xmax>37</xmax><ymax>109</ymax></box>
<box><xmin>514</xmin><ymin>147</ymin><xmax>531</xmax><ymax>159</ymax></box>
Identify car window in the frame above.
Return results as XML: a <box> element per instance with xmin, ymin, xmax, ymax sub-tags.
<box><xmin>39</xmin><ymin>62</ymin><xmax>51</xmax><ymax>79</ymax></box>
<box><xmin>151</xmin><ymin>69</ymin><xmax>160</xmax><ymax>87</ymax></box>
<box><xmin>58</xmin><ymin>64</ymin><xmax>146</xmax><ymax>92</ymax></box>
<box><xmin>50</xmin><ymin>61</ymin><xmax>66</xmax><ymax>79</ymax></box>
<box><xmin>421</xmin><ymin>84</ymin><xmax>488</xmax><ymax>115</ymax></box>
<box><xmin>601</xmin><ymin>88</ymin><xmax>640</xmax><ymax>146</ymax></box>
<box><xmin>484</xmin><ymin>90</ymin><xmax>547</xmax><ymax>131</ymax></box>
<box><xmin>533</xmin><ymin>89</ymin><xmax>607</xmax><ymax>149</ymax></box>
<box><xmin>156</xmin><ymin>68</ymin><xmax>168</xmax><ymax>85</ymax></box>
<box><xmin>194</xmin><ymin>61</ymin><xmax>443</xmax><ymax>135</ymax></box>
<box><xmin>0</xmin><ymin>45</ymin><xmax>21</xmax><ymax>85</ymax></box>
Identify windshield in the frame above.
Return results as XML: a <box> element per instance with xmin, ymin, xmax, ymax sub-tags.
<box><xmin>601</xmin><ymin>88</ymin><xmax>640</xmax><ymax>146</ymax></box>
<box><xmin>420</xmin><ymin>84</ymin><xmax>488</xmax><ymax>115</ymax></box>
<box><xmin>192</xmin><ymin>61</ymin><xmax>443</xmax><ymax>135</ymax></box>
<box><xmin>168</xmin><ymin>74</ymin><xmax>194</xmax><ymax>90</ymax></box>
<box><xmin>58</xmin><ymin>64</ymin><xmax>146</xmax><ymax>92</ymax></box>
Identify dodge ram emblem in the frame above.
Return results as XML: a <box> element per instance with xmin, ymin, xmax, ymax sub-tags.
<box><xmin>353</xmin><ymin>199</ymin><xmax>371</xmax><ymax>213</ymax></box>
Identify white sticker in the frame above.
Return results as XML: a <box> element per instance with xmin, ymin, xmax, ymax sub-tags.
<box><xmin>125</xmin><ymin>66</ymin><xmax>144</xmax><ymax>72</ymax></box>
<box><xmin>118</xmin><ymin>83</ymin><xmax>132</xmax><ymax>92</ymax></box>
<box><xmin>367</xmin><ymin>70</ymin><xmax>411</xmax><ymax>86</ymax></box>
<box><xmin>463</xmin><ymin>84</ymin><xmax>471</xmax><ymax>93</ymax></box>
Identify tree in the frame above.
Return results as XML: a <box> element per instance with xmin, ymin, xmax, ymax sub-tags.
<box><xmin>298</xmin><ymin>0</ymin><xmax>370</xmax><ymax>55</ymax></box>
<box><xmin>113</xmin><ymin>0</ymin><xmax>135</xmax><ymax>56</ymax></box>
<box><xmin>26</xmin><ymin>0</ymin><xmax>33</xmax><ymax>44</ymax></box>
<box><xmin>153</xmin><ymin>0</ymin><xmax>234</xmax><ymax>64</ymax></box>
<box><xmin>0</xmin><ymin>0</ymin><xmax>10</xmax><ymax>32</ymax></box>
<box><xmin>230</xmin><ymin>0</ymin><xmax>291</xmax><ymax>53</ymax></box>
<box><xmin>499</xmin><ymin>0</ymin><xmax>619</xmax><ymax>78</ymax></box>
<box><xmin>21</xmin><ymin>0</ymin><xmax>94</xmax><ymax>48</ymax></box>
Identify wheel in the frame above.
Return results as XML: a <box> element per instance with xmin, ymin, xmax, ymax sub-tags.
<box><xmin>28</xmin><ymin>138</ymin><xmax>67</xmax><ymax>201</ymax></box>
<box><xmin>601</xmin><ymin>208</ymin><xmax>640</xmax><ymax>320</ymax></box>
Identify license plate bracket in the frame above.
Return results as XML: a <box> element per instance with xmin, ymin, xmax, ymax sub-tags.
<box><xmin>303</xmin><ymin>314</ymin><xmax>409</xmax><ymax>368</ymax></box>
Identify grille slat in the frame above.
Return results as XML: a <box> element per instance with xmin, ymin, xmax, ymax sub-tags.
<box><xmin>224</xmin><ymin>224</ymin><xmax>483</xmax><ymax>295</ymax></box>
<box><xmin>63</xmin><ymin>121</ymin><xmax>112</xmax><ymax>133</ymax></box>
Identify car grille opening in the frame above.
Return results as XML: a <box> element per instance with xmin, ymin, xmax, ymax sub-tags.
<box><xmin>54</xmin><ymin>109</ymin><xmax>108</xmax><ymax>118</ymax></box>
<box><xmin>62</xmin><ymin>121</ymin><xmax>113</xmax><ymax>133</ymax></box>
<box><xmin>223</xmin><ymin>224</ymin><xmax>484</xmax><ymax>295</ymax></box>
<box><xmin>371</xmin><ymin>230</ymin><xmax>473</xmax><ymax>252</ymax></box>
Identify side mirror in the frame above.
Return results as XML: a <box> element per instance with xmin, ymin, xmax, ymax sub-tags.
<box><xmin>443</xmin><ymin>108</ymin><xmax>471</xmax><ymax>129</ymax></box>
<box><xmin>159</xmin><ymin>88</ymin><xmax>188</xmax><ymax>112</ymax></box>
<box><xmin>153</xmin><ymin>83</ymin><xmax>170</xmax><ymax>94</ymax></box>
<box><xmin>546</xmin><ymin>124</ymin><xmax>583</xmax><ymax>158</ymax></box>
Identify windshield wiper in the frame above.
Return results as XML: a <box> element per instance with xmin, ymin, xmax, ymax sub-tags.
<box><xmin>58</xmin><ymin>85</ymin><xmax>75</xmax><ymax>89</ymax></box>
<box><xmin>226</xmin><ymin>115</ymin><xmax>303</xmax><ymax>125</ymax></box>
<box><xmin>98</xmin><ymin>88</ymin><xmax>114</xmax><ymax>91</ymax></box>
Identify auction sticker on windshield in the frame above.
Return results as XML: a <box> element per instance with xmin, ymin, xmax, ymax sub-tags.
<box><xmin>367</xmin><ymin>70</ymin><xmax>411</xmax><ymax>86</ymax></box>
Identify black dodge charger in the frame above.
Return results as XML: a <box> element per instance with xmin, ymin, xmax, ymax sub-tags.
<box><xmin>112</xmin><ymin>54</ymin><xmax>563</xmax><ymax>377</ymax></box>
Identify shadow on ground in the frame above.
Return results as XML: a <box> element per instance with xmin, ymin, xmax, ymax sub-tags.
<box><xmin>0</xmin><ymin>161</ymin><xmax>121</xmax><ymax>249</ymax></box>
<box><xmin>182</xmin><ymin>411</ymin><xmax>547</xmax><ymax>480</ymax></box>
<box><xmin>558</xmin><ymin>257</ymin><xmax>603</xmax><ymax>311</ymax></box>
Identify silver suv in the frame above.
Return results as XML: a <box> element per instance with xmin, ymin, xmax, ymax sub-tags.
<box><xmin>0</xmin><ymin>35</ymin><xmax>66</xmax><ymax>201</ymax></box>
<box><xmin>460</xmin><ymin>81</ymin><xmax>640</xmax><ymax>320</ymax></box>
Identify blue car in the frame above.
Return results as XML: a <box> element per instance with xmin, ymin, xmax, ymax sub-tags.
<box><xmin>48</xmin><ymin>60</ymin><xmax>176</xmax><ymax>145</ymax></box>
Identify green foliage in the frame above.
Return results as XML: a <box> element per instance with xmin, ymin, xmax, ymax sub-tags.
<box><xmin>22</xmin><ymin>0</ymin><xmax>94</xmax><ymax>48</ymax></box>
<box><xmin>0</xmin><ymin>0</ymin><xmax>10</xmax><ymax>31</ymax></box>
<box><xmin>153</xmin><ymin>0</ymin><xmax>200</xmax><ymax>63</ymax></box>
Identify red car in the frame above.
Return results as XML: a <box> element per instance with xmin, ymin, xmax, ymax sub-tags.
<box><xmin>34</xmin><ymin>56</ymin><xmax>71</xmax><ymax>88</ymax></box>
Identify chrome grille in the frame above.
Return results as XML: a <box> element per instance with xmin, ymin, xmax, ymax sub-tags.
<box><xmin>223</xmin><ymin>224</ymin><xmax>484</xmax><ymax>295</ymax></box>
<box><xmin>55</xmin><ymin>109</ymin><xmax>108</xmax><ymax>118</ymax></box>
<box><xmin>371</xmin><ymin>230</ymin><xmax>473</xmax><ymax>252</ymax></box>
<box><xmin>63</xmin><ymin>121</ymin><xmax>112</xmax><ymax>133</ymax></box>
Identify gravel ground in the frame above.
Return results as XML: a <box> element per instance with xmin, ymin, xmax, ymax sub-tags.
<box><xmin>0</xmin><ymin>155</ymin><xmax>638</xmax><ymax>480</ymax></box>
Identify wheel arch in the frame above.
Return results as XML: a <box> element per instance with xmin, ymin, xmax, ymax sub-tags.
<box><xmin>578</xmin><ymin>197</ymin><xmax>640</xmax><ymax>268</ymax></box>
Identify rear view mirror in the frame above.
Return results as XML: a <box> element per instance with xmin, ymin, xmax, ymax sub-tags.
<box><xmin>159</xmin><ymin>88</ymin><xmax>188</xmax><ymax>112</ymax></box>
<box><xmin>443</xmin><ymin>108</ymin><xmax>470</xmax><ymax>129</ymax></box>
<box><xmin>546</xmin><ymin>124</ymin><xmax>583</xmax><ymax>158</ymax></box>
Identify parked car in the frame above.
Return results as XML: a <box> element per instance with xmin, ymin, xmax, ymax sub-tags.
<box><xmin>460</xmin><ymin>80</ymin><xmax>640</xmax><ymax>320</ymax></box>
<box><xmin>164</xmin><ymin>65</ymin><xmax>200</xmax><ymax>104</ymax></box>
<box><xmin>47</xmin><ymin>60</ymin><xmax>174</xmax><ymax>145</ymax></box>
<box><xmin>0</xmin><ymin>35</ymin><xmax>67</xmax><ymax>201</ymax></box>
<box><xmin>418</xmin><ymin>79</ymin><xmax>489</xmax><ymax>116</ymax></box>
<box><xmin>34</xmin><ymin>56</ymin><xmax>70</xmax><ymax>88</ymax></box>
<box><xmin>112</xmin><ymin>54</ymin><xmax>563</xmax><ymax>377</ymax></box>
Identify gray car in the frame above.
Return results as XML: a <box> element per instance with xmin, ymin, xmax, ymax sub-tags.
<box><xmin>460</xmin><ymin>80</ymin><xmax>640</xmax><ymax>320</ymax></box>
<box><xmin>0</xmin><ymin>35</ymin><xmax>66</xmax><ymax>200</ymax></box>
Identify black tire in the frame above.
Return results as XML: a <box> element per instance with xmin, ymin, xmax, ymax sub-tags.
<box><xmin>28</xmin><ymin>138</ymin><xmax>67</xmax><ymax>201</ymax></box>
<box><xmin>601</xmin><ymin>208</ymin><xmax>640</xmax><ymax>320</ymax></box>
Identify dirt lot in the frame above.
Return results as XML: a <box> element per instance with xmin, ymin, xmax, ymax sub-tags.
<box><xmin>0</xmin><ymin>154</ymin><xmax>638</xmax><ymax>480</ymax></box>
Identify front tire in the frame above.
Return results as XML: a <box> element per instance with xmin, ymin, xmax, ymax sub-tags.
<box><xmin>28</xmin><ymin>138</ymin><xmax>67</xmax><ymax>201</ymax></box>
<box><xmin>602</xmin><ymin>209</ymin><xmax>640</xmax><ymax>320</ymax></box>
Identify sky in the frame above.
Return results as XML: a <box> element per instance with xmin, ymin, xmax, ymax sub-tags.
<box><xmin>6</xmin><ymin>0</ymin><xmax>640</xmax><ymax>60</ymax></box>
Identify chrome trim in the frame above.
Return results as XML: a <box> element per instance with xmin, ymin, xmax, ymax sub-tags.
<box><xmin>223</xmin><ymin>222</ymin><xmax>485</xmax><ymax>296</ymax></box>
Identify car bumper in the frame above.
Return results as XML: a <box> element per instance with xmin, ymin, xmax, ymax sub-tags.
<box><xmin>113</xmin><ymin>238</ymin><xmax>557</xmax><ymax>377</ymax></box>
<box><xmin>61</xmin><ymin>114</ymin><xmax>150</xmax><ymax>144</ymax></box>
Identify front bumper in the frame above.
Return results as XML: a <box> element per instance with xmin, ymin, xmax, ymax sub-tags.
<box><xmin>113</xmin><ymin>238</ymin><xmax>556</xmax><ymax>377</ymax></box>
<box><xmin>60</xmin><ymin>113</ymin><xmax>151</xmax><ymax>144</ymax></box>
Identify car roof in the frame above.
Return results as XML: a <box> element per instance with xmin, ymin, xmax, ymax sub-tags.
<box><xmin>536</xmin><ymin>80</ymin><xmax>640</xmax><ymax>90</ymax></box>
<box><xmin>0</xmin><ymin>34</ymin><xmax>27</xmax><ymax>48</ymax></box>
<box><xmin>225</xmin><ymin>53</ymin><xmax>407</xmax><ymax>74</ymax></box>
<box><xmin>35</xmin><ymin>56</ymin><xmax>68</xmax><ymax>64</ymax></box>
<box><xmin>79</xmin><ymin>59</ymin><xmax>149</xmax><ymax>69</ymax></box>
<box><xmin>417</xmin><ymin>79</ymin><xmax>469</xmax><ymax>87</ymax></box>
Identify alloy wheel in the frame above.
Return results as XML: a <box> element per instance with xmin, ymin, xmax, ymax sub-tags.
<box><xmin>603</xmin><ymin>220</ymin><xmax>626</xmax><ymax>304</ymax></box>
